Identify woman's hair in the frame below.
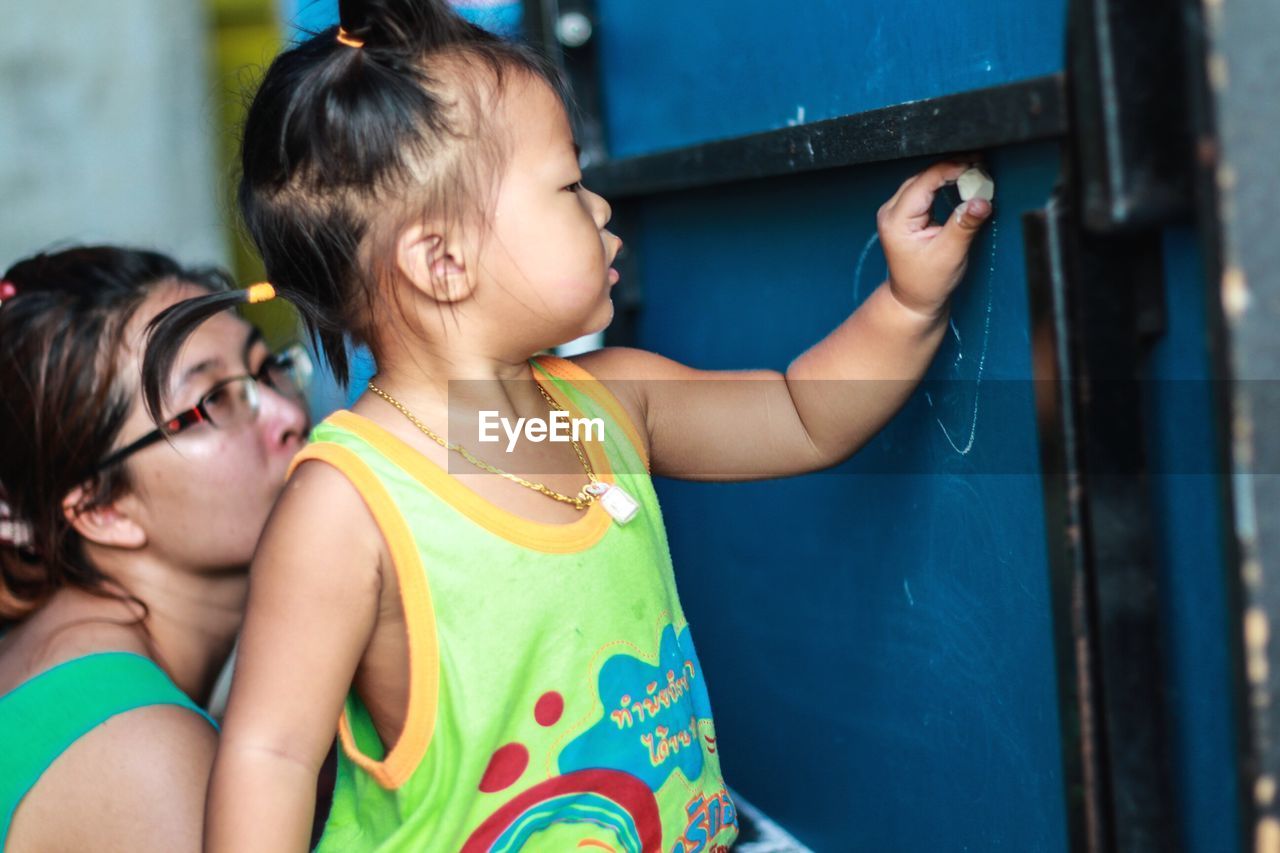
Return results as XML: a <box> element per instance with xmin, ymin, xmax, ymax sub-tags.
<box><xmin>142</xmin><ymin>0</ymin><xmax>566</xmax><ymax>408</ymax></box>
<box><xmin>0</xmin><ymin>246</ymin><xmax>232</xmax><ymax>622</ymax></box>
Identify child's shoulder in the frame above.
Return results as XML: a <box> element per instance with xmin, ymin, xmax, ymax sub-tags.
<box><xmin>274</xmin><ymin>452</ymin><xmax>382</xmax><ymax>547</ymax></box>
<box><xmin>550</xmin><ymin>348</ymin><xmax>676</xmax><ymax>457</ymax></box>
<box><xmin>564</xmin><ymin>346</ymin><xmax>710</xmax><ymax>426</ymax></box>
<box><xmin>254</xmin><ymin>457</ymin><xmax>384</xmax><ymax>595</ymax></box>
<box><xmin>563</xmin><ymin>345</ymin><xmax>689</xmax><ymax>382</ymax></box>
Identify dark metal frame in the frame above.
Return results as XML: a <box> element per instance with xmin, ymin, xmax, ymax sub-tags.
<box><xmin>1019</xmin><ymin>0</ymin><xmax>1207</xmax><ymax>849</ymax></box>
<box><xmin>1024</xmin><ymin>198</ymin><xmax>1178</xmax><ymax>852</ymax></box>
<box><xmin>1068</xmin><ymin>0</ymin><xmax>1194</xmax><ymax>231</ymax></box>
<box><xmin>585</xmin><ymin>75</ymin><xmax>1067</xmax><ymax>199</ymax></box>
<box><xmin>1182</xmin><ymin>0</ymin><xmax>1280</xmax><ymax>848</ymax></box>
<box><xmin>1023</xmin><ymin>202</ymin><xmax>1105</xmax><ymax>852</ymax></box>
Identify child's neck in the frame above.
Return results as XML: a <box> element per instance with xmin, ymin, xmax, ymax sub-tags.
<box><xmin>357</xmin><ymin>343</ymin><xmax>555</xmax><ymax>432</ymax></box>
<box><xmin>352</xmin><ymin>342</ymin><xmax>605</xmax><ymax>527</ymax></box>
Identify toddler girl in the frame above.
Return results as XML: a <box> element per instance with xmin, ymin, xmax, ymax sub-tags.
<box><xmin>144</xmin><ymin>1</ymin><xmax>991</xmax><ymax>849</ymax></box>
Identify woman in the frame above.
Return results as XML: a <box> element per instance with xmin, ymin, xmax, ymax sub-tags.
<box><xmin>0</xmin><ymin>246</ymin><xmax>310</xmax><ymax>850</ymax></box>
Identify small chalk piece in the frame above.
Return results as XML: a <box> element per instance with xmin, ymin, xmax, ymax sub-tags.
<box><xmin>956</xmin><ymin>166</ymin><xmax>995</xmax><ymax>203</ymax></box>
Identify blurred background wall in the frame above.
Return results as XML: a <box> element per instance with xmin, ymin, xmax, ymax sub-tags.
<box><xmin>0</xmin><ymin>0</ymin><xmax>522</xmax><ymax>281</ymax></box>
<box><xmin>0</xmin><ymin>0</ymin><xmax>231</xmax><ymax>270</ymax></box>
<box><xmin>0</xmin><ymin>0</ymin><xmax>516</xmax><ymax>411</ymax></box>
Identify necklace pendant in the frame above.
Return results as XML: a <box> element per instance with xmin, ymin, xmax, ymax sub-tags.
<box><xmin>585</xmin><ymin>481</ymin><xmax>640</xmax><ymax>525</ymax></box>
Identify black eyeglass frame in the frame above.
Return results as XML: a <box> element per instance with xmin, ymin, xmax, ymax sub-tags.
<box><xmin>91</xmin><ymin>344</ymin><xmax>310</xmax><ymax>475</ymax></box>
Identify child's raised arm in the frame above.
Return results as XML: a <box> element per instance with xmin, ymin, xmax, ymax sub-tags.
<box><xmin>579</xmin><ymin>160</ymin><xmax>992</xmax><ymax>481</ymax></box>
<box><xmin>205</xmin><ymin>462</ymin><xmax>384</xmax><ymax>852</ymax></box>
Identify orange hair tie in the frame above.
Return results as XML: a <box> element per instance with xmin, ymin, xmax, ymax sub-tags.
<box><xmin>336</xmin><ymin>27</ymin><xmax>365</xmax><ymax>48</ymax></box>
<box><xmin>245</xmin><ymin>283</ymin><xmax>277</xmax><ymax>304</ymax></box>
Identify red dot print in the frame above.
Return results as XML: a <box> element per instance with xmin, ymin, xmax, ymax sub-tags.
<box><xmin>534</xmin><ymin>691</ymin><xmax>564</xmax><ymax>727</ymax></box>
<box><xmin>478</xmin><ymin>743</ymin><xmax>529</xmax><ymax>793</ymax></box>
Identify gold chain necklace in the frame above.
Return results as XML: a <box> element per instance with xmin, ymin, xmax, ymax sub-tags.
<box><xmin>366</xmin><ymin>380</ymin><xmax>602</xmax><ymax>512</ymax></box>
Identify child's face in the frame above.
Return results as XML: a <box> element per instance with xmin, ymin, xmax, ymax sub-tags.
<box><xmin>476</xmin><ymin>73</ymin><xmax>622</xmax><ymax>349</ymax></box>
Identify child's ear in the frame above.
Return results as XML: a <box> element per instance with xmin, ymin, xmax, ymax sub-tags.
<box><xmin>396</xmin><ymin>222</ymin><xmax>475</xmax><ymax>304</ymax></box>
<box><xmin>62</xmin><ymin>486</ymin><xmax>148</xmax><ymax>551</ymax></box>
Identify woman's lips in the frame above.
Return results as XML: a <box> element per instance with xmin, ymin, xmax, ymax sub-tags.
<box><xmin>608</xmin><ymin>267</ymin><xmax>620</xmax><ymax>285</ymax></box>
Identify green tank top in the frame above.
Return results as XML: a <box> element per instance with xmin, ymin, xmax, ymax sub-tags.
<box><xmin>0</xmin><ymin>651</ymin><xmax>216</xmax><ymax>848</ymax></box>
<box><xmin>295</xmin><ymin>356</ymin><xmax>738</xmax><ymax>852</ymax></box>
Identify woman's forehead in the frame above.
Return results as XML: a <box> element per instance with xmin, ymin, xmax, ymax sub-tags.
<box><xmin>123</xmin><ymin>282</ymin><xmax>256</xmax><ymax>379</ymax></box>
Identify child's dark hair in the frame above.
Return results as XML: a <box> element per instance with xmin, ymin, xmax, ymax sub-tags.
<box><xmin>142</xmin><ymin>0</ymin><xmax>566</xmax><ymax>414</ymax></box>
<box><xmin>0</xmin><ymin>246</ymin><xmax>232</xmax><ymax>621</ymax></box>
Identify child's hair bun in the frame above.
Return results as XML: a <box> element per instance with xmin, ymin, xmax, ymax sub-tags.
<box><xmin>219</xmin><ymin>0</ymin><xmax>551</xmax><ymax>388</ymax></box>
<box><xmin>337</xmin><ymin>0</ymin><xmax>468</xmax><ymax>52</ymax></box>
<box><xmin>337</xmin><ymin>0</ymin><xmax>374</xmax><ymax>39</ymax></box>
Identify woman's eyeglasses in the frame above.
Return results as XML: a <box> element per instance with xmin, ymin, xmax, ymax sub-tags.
<box><xmin>92</xmin><ymin>344</ymin><xmax>313</xmax><ymax>474</ymax></box>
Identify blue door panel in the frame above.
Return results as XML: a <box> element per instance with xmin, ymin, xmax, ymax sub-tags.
<box><xmin>596</xmin><ymin>0</ymin><xmax>1065</xmax><ymax>157</ymax></box>
<box><xmin>622</xmin><ymin>142</ymin><xmax>1068</xmax><ymax>851</ymax></box>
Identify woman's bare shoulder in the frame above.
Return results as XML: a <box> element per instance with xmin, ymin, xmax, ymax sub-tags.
<box><xmin>0</xmin><ymin>596</ymin><xmax>150</xmax><ymax>694</ymax></box>
<box><xmin>7</xmin><ymin>702</ymin><xmax>215</xmax><ymax>852</ymax></box>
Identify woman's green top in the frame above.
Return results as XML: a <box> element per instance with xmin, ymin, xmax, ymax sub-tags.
<box><xmin>0</xmin><ymin>651</ymin><xmax>215</xmax><ymax>849</ymax></box>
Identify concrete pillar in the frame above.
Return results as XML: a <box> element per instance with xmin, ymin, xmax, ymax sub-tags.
<box><xmin>0</xmin><ymin>0</ymin><xmax>225</xmax><ymax>268</ymax></box>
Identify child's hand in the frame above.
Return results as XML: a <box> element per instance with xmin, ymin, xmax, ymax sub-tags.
<box><xmin>876</xmin><ymin>160</ymin><xmax>993</xmax><ymax>319</ymax></box>
<box><xmin>582</xmin><ymin>161</ymin><xmax>993</xmax><ymax>478</ymax></box>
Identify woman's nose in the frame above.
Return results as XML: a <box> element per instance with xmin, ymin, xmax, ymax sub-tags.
<box><xmin>257</xmin><ymin>384</ymin><xmax>309</xmax><ymax>451</ymax></box>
